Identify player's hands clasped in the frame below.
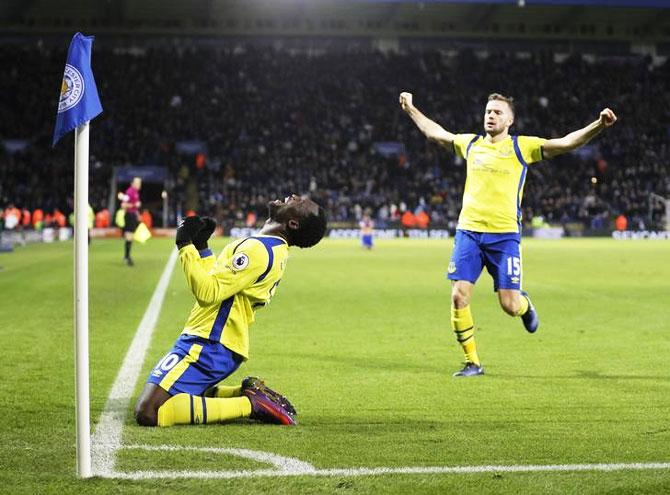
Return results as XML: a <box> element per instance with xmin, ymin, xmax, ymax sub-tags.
<box><xmin>399</xmin><ymin>92</ymin><xmax>414</xmax><ymax>112</ymax></box>
<box><xmin>193</xmin><ymin>217</ymin><xmax>217</xmax><ymax>250</ymax></box>
<box><xmin>176</xmin><ymin>215</ymin><xmax>205</xmax><ymax>248</ymax></box>
<box><xmin>599</xmin><ymin>108</ymin><xmax>617</xmax><ymax>127</ymax></box>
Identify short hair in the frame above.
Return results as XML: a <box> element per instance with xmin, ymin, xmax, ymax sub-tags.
<box><xmin>488</xmin><ymin>93</ymin><xmax>515</xmax><ymax>114</ymax></box>
<box><xmin>289</xmin><ymin>207</ymin><xmax>328</xmax><ymax>248</ymax></box>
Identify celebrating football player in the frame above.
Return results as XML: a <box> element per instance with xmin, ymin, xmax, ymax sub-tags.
<box><xmin>399</xmin><ymin>91</ymin><xmax>616</xmax><ymax>377</ymax></box>
<box><xmin>134</xmin><ymin>195</ymin><xmax>327</xmax><ymax>426</ymax></box>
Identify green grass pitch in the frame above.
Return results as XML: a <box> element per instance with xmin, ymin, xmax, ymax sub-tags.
<box><xmin>1</xmin><ymin>236</ymin><xmax>669</xmax><ymax>494</ymax></box>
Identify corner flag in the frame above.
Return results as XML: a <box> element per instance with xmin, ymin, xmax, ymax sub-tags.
<box><xmin>53</xmin><ymin>32</ymin><xmax>102</xmax><ymax>146</ymax></box>
<box><xmin>53</xmin><ymin>32</ymin><xmax>103</xmax><ymax>479</ymax></box>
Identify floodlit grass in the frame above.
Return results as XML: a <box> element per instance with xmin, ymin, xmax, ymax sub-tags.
<box><xmin>1</xmin><ymin>236</ymin><xmax>669</xmax><ymax>493</ymax></box>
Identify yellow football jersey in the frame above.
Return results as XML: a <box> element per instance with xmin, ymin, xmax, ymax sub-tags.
<box><xmin>453</xmin><ymin>134</ymin><xmax>546</xmax><ymax>233</ymax></box>
<box><xmin>178</xmin><ymin>235</ymin><xmax>288</xmax><ymax>359</ymax></box>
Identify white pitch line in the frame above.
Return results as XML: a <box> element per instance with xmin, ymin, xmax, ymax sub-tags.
<box><xmin>91</xmin><ymin>249</ymin><xmax>178</xmax><ymax>477</ymax></box>
<box><xmin>107</xmin><ymin>461</ymin><xmax>670</xmax><ymax>480</ymax></box>
<box><xmin>110</xmin><ymin>444</ymin><xmax>670</xmax><ymax>480</ymax></box>
<box><xmin>123</xmin><ymin>444</ymin><xmax>316</xmax><ymax>473</ymax></box>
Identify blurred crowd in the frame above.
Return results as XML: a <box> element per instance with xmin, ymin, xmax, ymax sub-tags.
<box><xmin>1</xmin><ymin>41</ymin><xmax>669</xmax><ymax>231</ymax></box>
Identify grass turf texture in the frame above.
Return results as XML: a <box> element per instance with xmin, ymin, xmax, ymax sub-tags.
<box><xmin>1</xmin><ymin>237</ymin><xmax>669</xmax><ymax>494</ymax></box>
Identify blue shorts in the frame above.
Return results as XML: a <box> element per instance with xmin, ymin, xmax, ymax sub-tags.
<box><xmin>447</xmin><ymin>230</ymin><xmax>522</xmax><ymax>291</ymax></box>
<box><xmin>146</xmin><ymin>334</ymin><xmax>243</xmax><ymax>396</ymax></box>
<box><xmin>361</xmin><ymin>234</ymin><xmax>373</xmax><ymax>248</ymax></box>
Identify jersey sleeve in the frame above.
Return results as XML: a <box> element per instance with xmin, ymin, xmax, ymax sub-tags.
<box><xmin>197</xmin><ymin>248</ymin><xmax>216</xmax><ymax>272</ymax></box>
<box><xmin>179</xmin><ymin>240</ymin><xmax>269</xmax><ymax>306</ymax></box>
<box><xmin>452</xmin><ymin>133</ymin><xmax>478</xmax><ymax>159</ymax></box>
<box><xmin>518</xmin><ymin>136</ymin><xmax>547</xmax><ymax>165</ymax></box>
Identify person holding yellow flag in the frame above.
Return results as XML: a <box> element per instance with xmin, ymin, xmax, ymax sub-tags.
<box><xmin>118</xmin><ymin>176</ymin><xmax>142</xmax><ymax>266</ymax></box>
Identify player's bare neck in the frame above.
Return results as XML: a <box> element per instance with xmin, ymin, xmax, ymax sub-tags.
<box><xmin>485</xmin><ymin>131</ymin><xmax>509</xmax><ymax>144</ymax></box>
<box><xmin>259</xmin><ymin>221</ymin><xmax>289</xmax><ymax>242</ymax></box>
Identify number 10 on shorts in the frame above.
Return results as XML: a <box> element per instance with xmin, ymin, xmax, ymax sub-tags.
<box><xmin>506</xmin><ymin>256</ymin><xmax>520</xmax><ymax>276</ymax></box>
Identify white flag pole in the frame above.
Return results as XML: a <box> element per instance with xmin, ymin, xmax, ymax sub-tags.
<box><xmin>74</xmin><ymin>121</ymin><xmax>92</xmax><ymax>478</ymax></box>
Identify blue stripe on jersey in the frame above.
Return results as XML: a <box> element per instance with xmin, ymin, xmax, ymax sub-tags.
<box><xmin>210</xmin><ymin>295</ymin><xmax>235</xmax><ymax>342</ymax></box>
<box><xmin>232</xmin><ymin>238</ymin><xmax>253</xmax><ymax>254</ymax></box>
<box><xmin>512</xmin><ymin>135</ymin><xmax>529</xmax><ymax>168</ymax></box>
<box><xmin>250</xmin><ymin>236</ymin><xmax>286</xmax><ymax>283</ymax></box>
<box><xmin>465</xmin><ymin>135</ymin><xmax>481</xmax><ymax>159</ymax></box>
<box><xmin>512</xmin><ymin>135</ymin><xmax>529</xmax><ymax>230</ymax></box>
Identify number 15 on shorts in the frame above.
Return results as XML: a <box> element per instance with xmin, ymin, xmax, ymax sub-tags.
<box><xmin>506</xmin><ymin>256</ymin><xmax>520</xmax><ymax>276</ymax></box>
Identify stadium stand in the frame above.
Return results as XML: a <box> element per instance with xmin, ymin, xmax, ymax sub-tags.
<box><xmin>1</xmin><ymin>42</ymin><xmax>668</xmax><ymax>232</ymax></box>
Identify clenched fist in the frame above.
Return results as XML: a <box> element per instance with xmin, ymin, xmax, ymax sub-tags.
<box><xmin>599</xmin><ymin>108</ymin><xmax>617</xmax><ymax>127</ymax></box>
<box><xmin>399</xmin><ymin>92</ymin><xmax>414</xmax><ymax>112</ymax></box>
<box><xmin>192</xmin><ymin>217</ymin><xmax>217</xmax><ymax>251</ymax></box>
<box><xmin>175</xmin><ymin>215</ymin><xmax>204</xmax><ymax>248</ymax></box>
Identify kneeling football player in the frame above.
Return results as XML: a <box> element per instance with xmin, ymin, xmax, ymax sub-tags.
<box><xmin>134</xmin><ymin>195</ymin><xmax>327</xmax><ymax>426</ymax></box>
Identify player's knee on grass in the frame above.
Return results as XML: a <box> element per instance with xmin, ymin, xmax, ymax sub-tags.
<box><xmin>134</xmin><ymin>390</ymin><xmax>169</xmax><ymax>427</ymax></box>
<box><xmin>134</xmin><ymin>399</ymin><xmax>158</xmax><ymax>426</ymax></box>
<box><xmin>134</xmin><ymin>383</ymin><xmax>171</xmax><ymax>426</ymax></box>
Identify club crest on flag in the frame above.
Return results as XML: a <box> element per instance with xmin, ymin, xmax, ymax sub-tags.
<box><xmin>52</xmin><ymin>32</ymin><xmax>103</xmax><ymax>146</ymax></box>
<box><xmin>59</xmin><ymin>64</ymin><xmax>85</xmax><ymax>113</ymax></box>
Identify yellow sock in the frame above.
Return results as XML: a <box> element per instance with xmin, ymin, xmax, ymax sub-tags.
<box><xmin>157</xmin><ymin>393</ymin><xmax>190</xmax><ymax>426</ymax></box>
<box><xmin>451</xmin><ymin>305</ymin><xmax>480</xmax><ymax>366</ymax></box>
<box><xmin>515</xmin><ymin>294</ymin><xmax>529</xmax><ymax>316</ymax></box>
<box><xmin>203</xmin><ymin>396</ymin><xmax>252</xmax><ymax>423</ymax></box>
<box><xmin>157</xmin><ymin>393</ymin><xmax>252</xmax><ymax>427</ymax></box>
<box><xmin>205</xmin><ymin>384</ymin><xmax>242</xmax><ymax>398</ymax></box>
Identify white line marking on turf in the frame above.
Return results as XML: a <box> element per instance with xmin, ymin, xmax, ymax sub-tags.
<box><xmin>107</xmin><ymin>461</ymin><xmax>670</xmax><ymax>480</ymax></box>
<box><xmin>91</xmin><ymin>249</ymin><xmax>178</xmax><ymax>477</ymax></box>
<box><xmin>123</xmin><ymin>444</ymin><xmax>317</xmax><ymax>473</ymax></box>
<box><xmin>108</xmin><ymin>445</ymin><xmax>669</xmax><ymax>480</ymax></box>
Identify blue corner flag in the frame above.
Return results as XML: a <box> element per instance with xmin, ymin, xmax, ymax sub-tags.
<box><xmin>52</xmin><ymin>32</ymin><xmax>103</xmax><ymax>147</ymax></box>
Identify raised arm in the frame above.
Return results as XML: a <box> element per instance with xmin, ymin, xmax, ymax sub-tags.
<box><xmin>399</xmin><ymin>92</ymin><xmax>456</xmax><ymax>151</ymax></box>
<box><xmin>179</xmin><ymin>244</ymin><xmax>265</xmax><ymax>306</ymax></box>
<box><xmin>174</xmin><ymin>216</ymin><xmax>263</xmax><ymax>306</ymax></box>
<box><xmin>543</xmin><ymin>108</ymin><xmax>617</xmax><ymax>160</ymax></box>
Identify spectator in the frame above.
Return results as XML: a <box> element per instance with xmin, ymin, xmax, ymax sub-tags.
<box><xmin>615</xmin><ymin>214</ymin><xmax>628</xmax><ymax>231</ymax></box>
<box><xmin>1</xmin><ymin>43</ymin><xmax>668</xmax><ymax>231</ymax></box>
<box><xmin>416</xmin><ymin>210</ymin><xmax>430</xmax><ymax>229</ymax></box>
<box><xmin>401</xmin><ymin>210</ymin><xmax>416</xmax><ymax>229</ymax></box>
